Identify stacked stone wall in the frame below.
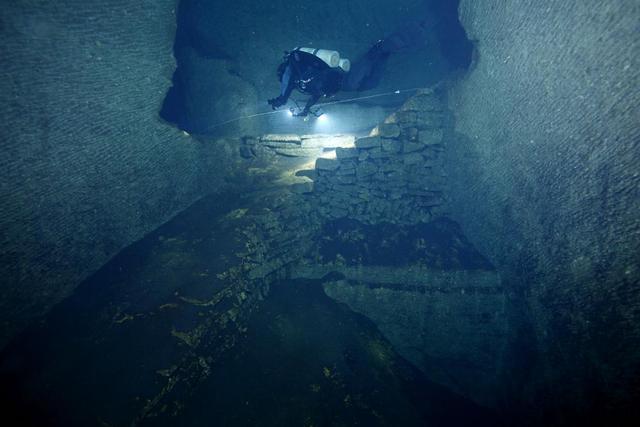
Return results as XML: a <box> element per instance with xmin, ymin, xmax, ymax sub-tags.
<box><xmin>313</xmin><ymin>90</ymin><xmax>449</xmax><ymax>225</ymax></box>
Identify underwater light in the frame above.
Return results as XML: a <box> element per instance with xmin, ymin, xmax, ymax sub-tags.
<box><xmin>317</xmin><ymin>113</ymin><xmax>328</xmax><ymax>123</ymax></box>
<box><xmin>287</xmin><ymin>109</ymin><xmax>294</xmax><ymax>117</ymax></box>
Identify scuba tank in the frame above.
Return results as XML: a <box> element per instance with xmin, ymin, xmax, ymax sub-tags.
<box><xmin>294</xmin><ymin>47</ymin><xmax>350</xmax><ymax>72</ymax></box>
<box><xmin>295</xmin><ymin>47</ymin><xmax>340</xmax><ymax>67</ymax></box>
<box><xmin>338</xmin><ymin>58</ymin><xmax>351</xmax><ymax>72</ymax></box>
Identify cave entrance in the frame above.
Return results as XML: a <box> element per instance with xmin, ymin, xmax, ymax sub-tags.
<box><xmin>160</xmin><ymin>0</ymin><xmax>473</xmax><ymax>136</ymax></box>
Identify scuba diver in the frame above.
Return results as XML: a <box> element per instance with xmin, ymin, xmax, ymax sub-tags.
<box><xmin>268</xmin><ymin>20</ymin><xmax>430</xmax><ymax>117</ymax></box>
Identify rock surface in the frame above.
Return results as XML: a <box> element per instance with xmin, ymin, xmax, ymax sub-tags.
<box><xmin>322</xmin><ymin>273</ymin><xmax>505</xmax><ymax>409</ymax></box>
<box><xmin>0</xmin><ymin>192</ymin><xmax>310</xmax><ymax>426</ymax></box>
<box><xmin>0</xmin><ymin>0</ymin><xmax>238</xmax><ymax>349</ymax></box>
<box><xmin>448</xmin><ymin>1</ymin><xmax>640</xmax><ymax>423</ymax></box>
<box><xmin>292</xmin><ymin>218</ymin><xmax>507</xmax><ymax>408</ymax></box>
<box><xmin>0</xmin><ymin>209</ymin><xmax>497</xmax><ymax>426</ymax></box>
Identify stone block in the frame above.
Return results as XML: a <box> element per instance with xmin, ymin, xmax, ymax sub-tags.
<box><xmin>372</xmin><ymin>172</ymin><xmax>386</xmax><ymax>182</ymax></box>
<box><xmin>336</xmin><ymin>147</ymin><xmax>359</xmax><ymax>159</ymax></box>
<box><xmin>394</xmin><ymin>110</ymin><xmax>417</xmax><ymax>123</ymax></box>
<box><xmin>380</xmin><ymin>162</ymin><xmax>399</xmax><ymax>172</ymax></box>
<box><xmin>358</xmin><ymin>191</ymin><xmax>371</xmax><ymax>201</ymax></box>
<box><xmin>336</xmin><ymin>175</ymin><xmax>356</xmax><ymax>185</ymax></box>
<box><xmin>261</xmin><ymin>134</ymin><xmax>302</xmax><ymax>143</ymax></box>
<box><xmin>402</xmin><ymin>127</ymin><xmax>419</xmax><ymax>140</ymax></box>
<box><xmin>315</xmin><ymin>157</ymin><xmax>340</xmax><ymax>171</ymax></box>
<box><xmin>274</xmin><ymin>147</ymin><xmax>322</xmax><ymax>157</ymax></box>
<box><xmin>418</xmin><ymin>129</ymin><xmax>444</xmax><ymax>145</ymax></box>
<box><xmin>423</xmin><ymin>145</ymin><xmax>442</xmax><ymax>156</ymax></box>
<box><xmin>290</xmin><ymin>182</ymin><xmax>314</xmax><ymax>194</ymax></box>
<box><xmin>403</xmin><ymin>153</ymin><xmax>424</xmax><ymax>165</ymax></box>
<box><xmin>370</xmin><ymin>149</ymin><xmax>390</xmax><ymax>159</ymax></box>
<box><xmin>302</xmin><ymin>135</ymin><xmax>356</xmax><ymax>149</ymax></box>
<box><xmin>336</xmin><ymin>166</ymin><xmax>356</xmax><ymax>176</ymax></box>
<box><xmin>402</xmin><ymin>93</ymin><xmax>442</xmax><ymax>112</ymax></box>
<box><xmin>403</xmin><ymin>141</ymin><xmax>424</xmax><ymax>153</ymax></box>
<box><xmin>355</xmin><ymin>136</ymin><xmax>381</xmax><ymax>149</ymax></box>
<box><xmin>334</xmin><ymin>182</ymin><xmax>357</xmax><ymax>193</ymax></box>
<box><xmin>356</xmin><ymin>162</ymin><xmax>378</xmax><ymax>178</ymax></box>
<box><xmin>262</xmin><ymin>141</ymin><xmax>302</xmax><ymax>149</ymax></box>
<box><xmin>381</xmin><ymin>139</ymin><xmax>401</xmax><ymax>153</ymax></box>
<box><xmin>295</xmin><ymin>169</ymin><xmax>316</xmax><ymax>180</ymax></box>
<box><xmin>378</xmin><ymin>123</ymin><xmax>401</xmax><ymax>138</ymax></box>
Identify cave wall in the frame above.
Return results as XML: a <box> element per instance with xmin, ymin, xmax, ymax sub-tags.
<box><xmin>0</xmin><ymin>0</ymin><xmax>236</xmax><ymax>348</ymax></box>
<box><xmin>447</xmin><ymin>0</ymin><xmax>639</xmax><ymax>422</ymax></box>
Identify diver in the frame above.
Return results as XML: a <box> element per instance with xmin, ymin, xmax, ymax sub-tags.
<box><xmin>268</xmin><ymin>20</ymin><xmax>430</xmax><ymax>117</ymax></box>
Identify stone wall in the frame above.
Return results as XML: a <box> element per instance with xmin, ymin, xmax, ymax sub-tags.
<box><xmin>447</xmin><ymin>1</ymin><xmax>640</xmax><ymax>423</ymax></box>
<box><xmin>0</xmin><ymin>1</ymin><xmax>236</xmax><ymax>348</ymax></box>
<box><xmin>313</xmin><ymin>90</ymin><xmax>450</xmax><ymax>224</ymax></box>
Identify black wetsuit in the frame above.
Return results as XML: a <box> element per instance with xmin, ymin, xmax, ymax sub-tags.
<box><xmin>268</xmin><ymin>21</ymin><xmax>428</xmax><ymax>115</ymax></box>
<box><xmin>268</xmin><ymin>50</ymin><xmax>345</xmax><ymax>115</ymax></box>
<box><xmin>268</xmin><ymin>46</ymin><xmax>392</xmax><ymax>115</ymax></box>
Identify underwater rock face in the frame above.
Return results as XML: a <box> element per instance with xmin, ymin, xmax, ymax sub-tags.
<box><xmin>0</xmin><ymin>0</ymin><xmax>240</xmax><ymax>348</ymax></box>
<box><xmin>322</xmin><ymin>275</ymin><xmax>505</xmax><ymax>409</ymax></box>
<box><xmin>448</xmin><ymin>1</ymin><xmax>640</xmax><ymax>423</ymax></box>
<box><xmin>293</xmin><ymin>218</ymin><xmax>507</xmax><ymax>408</ymax></box>
<box><xmin>0</xmin><ymin>190</ymin><xmax>320</xmax><ymax>426</ymax></box>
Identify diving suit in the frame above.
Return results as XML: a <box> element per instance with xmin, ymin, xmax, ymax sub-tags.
<box><xmin>267</xmin><ymin>20</ymin><xmax>429</xmax><ymax>116</ymax></box>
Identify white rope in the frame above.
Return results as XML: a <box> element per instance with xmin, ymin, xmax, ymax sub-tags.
<box><xmin>318</xmin><ymin>87</ymin><xmax>423</xmax><ymax>107</ymax></box>
<box><xmin>205</xmin><ymin>87</ymin><xmax>423</xmax><ymax>131</ymax></box>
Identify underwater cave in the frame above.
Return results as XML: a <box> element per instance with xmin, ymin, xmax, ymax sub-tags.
<box><xmin>1</xmin><ymin>1</ymin><xmax>638</xmax><ymax>426</ymax></box>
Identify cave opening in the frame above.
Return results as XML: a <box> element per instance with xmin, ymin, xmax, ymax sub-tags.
<box><xmin>159</xmin><ymin>0</ymin><xmax>473</xmax><ymax>135</ymax></box>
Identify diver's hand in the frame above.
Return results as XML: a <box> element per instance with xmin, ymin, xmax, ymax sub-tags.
<box><xmin>268</xmin><ymin>96</ymin><xmax>286</xmax><ymax>110</ymax></box>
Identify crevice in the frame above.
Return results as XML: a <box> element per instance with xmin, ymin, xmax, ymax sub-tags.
<box><xmin>425</xmin><ymin>0</ymin><xmax>474</xmax><ymax>71</ymax></box>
